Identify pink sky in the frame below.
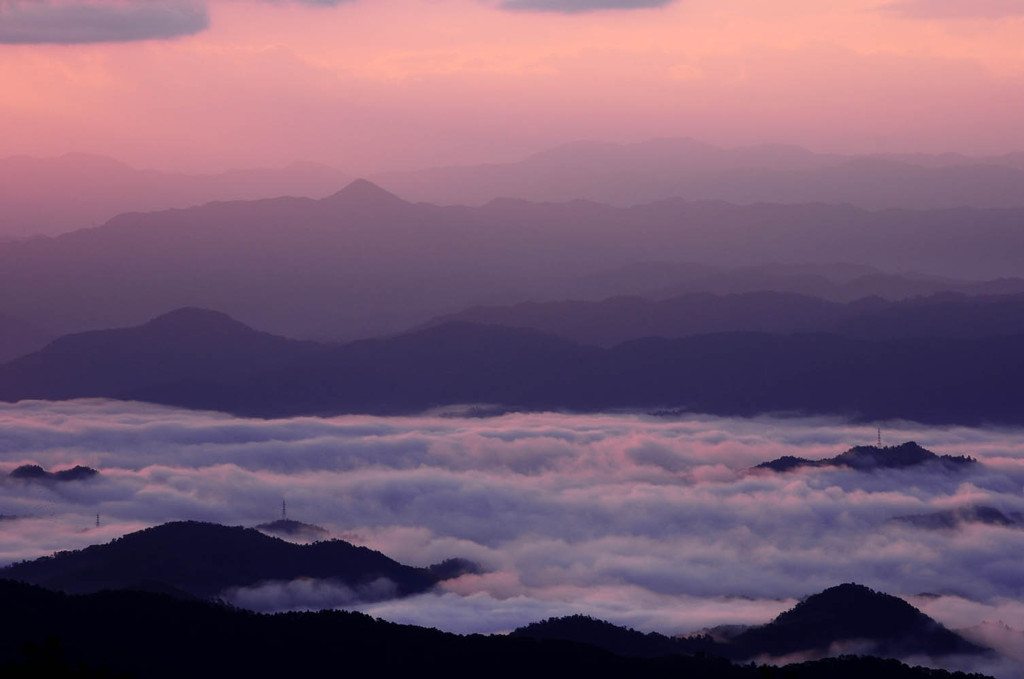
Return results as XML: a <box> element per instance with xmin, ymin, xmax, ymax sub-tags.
<box><xmin>1</xmin><ymin>0</ymin><xmax>1023</xmax><ymax>172</ymax></box>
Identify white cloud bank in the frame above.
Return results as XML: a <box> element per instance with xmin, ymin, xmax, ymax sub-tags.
<box><xmin>2</xmin><ymin>399</ymin><xmax>1024</xmax><ymax>645</ymax></box>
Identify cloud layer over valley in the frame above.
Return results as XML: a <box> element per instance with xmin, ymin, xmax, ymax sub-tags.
<box><xmin>2</xmin><ymin>399</ymin><xmax>1023</xmax><ymax>647</ymax></box>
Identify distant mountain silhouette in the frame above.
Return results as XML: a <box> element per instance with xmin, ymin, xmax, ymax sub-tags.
<box><xmin>323</xmin><ymin>177</ymin><xmax>413</xmax><ymax>210</ymax></box>
<box><xmin>0</xmin><ymin>153</ymin><xmax>351</xmax><ymax>237</ymax></box>
<box><xmin>0</xmin><ymin>521</ymin><xmax>438</xmax><ymax>601</ymax></box>
<box><xmin>728</xmin><ymin>583</ymin><xmax>988</xmax><ymax>659</ymax></box>
<box><xmin>0</xmin><ymin>579</ymin><xmax>997</xmax><ymax>679</ymax></box>
<box><xmin>756</xmin><ymin>442</ymin><xmax>977</xmax><ymax>473</ymax></box>
<box><xmin>426</xmin><ymin>292</ymin><xmax>847</xmax><ymax>346</ymax></box>
<box><xmin>6</xmin><ymin>181</ymin><xmax>1024</xmax><ymax>341</ymax></box>
<box><xmin>0</xmin><ymin>307</ymin><xmax>323</xmax><ymax>401</ymax></box>
<box><xmin>527</xmin><ymin>261</ymin><xmax>1024</xmax><ymax>311</ymax></box>
<box><xmin>3</xmin><ymin>311</ymin><xmax>1024</xmax><ymax>426</ymax></box>
<box><xmin>8</xmin><ymin>464</ymin><xmax>98</xmax><ymax>482</ymax></box>
<box><xmin>372</xmin><ymin>138</ymin><xmax>1024</xmax><ymax>210</ymax></box>
<box><xmin>425</xmin><ymin>291</ymin><xmax>1024</xmax><ymax>347</ymax></box>
<box><xmin>892</xmin><ymin>505</ymin><xmax>1024</xmax><ymax>530</ymax></box>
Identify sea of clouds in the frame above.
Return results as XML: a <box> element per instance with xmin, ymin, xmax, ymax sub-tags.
<box><xmin>2</xmin><ymin>399</ymin><xmax>1024</xmax><ymax>660</ymax></box>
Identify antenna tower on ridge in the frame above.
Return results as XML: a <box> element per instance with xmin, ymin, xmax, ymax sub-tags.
<box><xmin>282</xmin><ymin>499</ymin><xmax>287</xmax><ymax>520</ymax></box>
<box><xmin>877</xmin><ymin>428</ymin><xmax>882</xmax><ymax>447</ymax></box>
<box><xmin>96</xmin><ymin>513</ymin><xmax>100</xmax><ymax>528</ymax></box>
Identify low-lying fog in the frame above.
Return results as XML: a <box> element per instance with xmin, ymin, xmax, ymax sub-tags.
<box><xmin>2</xmin><ymin>400</ymin><xmax>1023</xmax><ymax>643</ymax></box>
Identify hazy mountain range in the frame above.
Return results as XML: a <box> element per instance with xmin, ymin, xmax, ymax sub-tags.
<box><xmin>8</xmin><ymin>140</ymin><xmax>1024</xmax><ymax>241</ymax></box>
<box><xmin>3</xmin><ymin>308</ymin><xmax>1023</xmax><ymax>425</ymax></box>
<box><xmin>0</xmin><ymin>153</ymin><xmax>351</xmax><ymax>238</ymax></box>
<box><xmin>372</xmin><ymin>138</ymin><xmax>1024</xmax><ymax>209</ymax></box>
<box><xmin>426</xmin><ymin>291</ymin><xmax>1024</xmax><ymax>347</ymax></box>
<box><xmin>4</xmin><ymin>178</ymin><xmax>1024</xmax><ymax>345</ymax></box>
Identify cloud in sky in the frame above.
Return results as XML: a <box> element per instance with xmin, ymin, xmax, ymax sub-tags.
<box><xmin>0</xmin><ymin>0</ymin><xmax>210</xmax><ymax>44</ymax></box>
<box><xmin>0</xmin><ymin>0</ymin><xmax>669</xmax><ymax>48</ymax></box>
<box><xmin>0</xmin><ymin>0</ymin><xmax>359</xmax><ymax>45</ymax></box>
<box><xmin>2</xmin><ymin>399</ymin><xmax>1024</xmax><ymax>648</ymax></box>
<box><xmin>879</xmin><ymin>0</ymin><xmax>1024</xmax><ymax>19</ymax></box>
<box><xmin>498</xmin><ymin>0</ymin><xmax>672</xmax><ymax>13</ymax></box>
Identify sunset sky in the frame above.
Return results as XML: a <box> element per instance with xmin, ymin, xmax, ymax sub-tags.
<box><xmin>2</xmin><ymin>0</ymin><xmax>1023</xmax><ymax>172</ymax></box>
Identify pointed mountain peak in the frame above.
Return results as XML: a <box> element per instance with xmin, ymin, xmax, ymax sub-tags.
<box><xmin>324</xmin><ymin>178</ymin><xmax>407</xmax><ymax>207</ymax></box>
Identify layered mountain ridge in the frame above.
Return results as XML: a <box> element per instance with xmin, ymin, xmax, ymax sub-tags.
<box><xmin>2</xmin><ymin>307</ymin><xmax>1023</xmax><ymax>426</ymax></box>
<box><xmin>7</xmin><ymin>178</ymin><xmax>1024</xmax><ymax>343</ymax></box>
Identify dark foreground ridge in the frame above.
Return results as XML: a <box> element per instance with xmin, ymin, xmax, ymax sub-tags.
<box><xmin>2</xmin><ymin>308</ymin><xmax>1024</xmax><ymax>426</ymax></box>
<box><xmin>756</xmin><ymin>442</ymin><xmax>977</xmax><ymax>473</ymax></box>
<box><xmin>0</xmin><ymin>521</ymin><xmax>439</xmax><ymax>601</ymax></box>
<box><xmin>0</xmin><ymin>579</ymin><xmax>994</xmax><ymax>679</ymax></box>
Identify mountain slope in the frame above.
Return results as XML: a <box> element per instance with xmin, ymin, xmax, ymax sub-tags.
<box><xmin>0</xmin><ymin>313</ymin><xmax>53</xmax><ymax>363</ymax></box>
<box><xmin>0</xmin><ymin>153</ymin><xmax>351</xmax><ymax>237</ymax></box>
<box><xmin>0</xmin><ymin>307</ymin><xmax>323</xmax><ymax>401</ymax></box>
<box><xmin>0</xmin><ymin>521</ymin><xmax>437</xmax><ymax>600</ymax></box>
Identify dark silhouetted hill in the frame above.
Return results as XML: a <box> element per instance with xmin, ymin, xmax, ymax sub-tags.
<box><xmin>756</xmin><ymin>442</ymin><xmax>977</xmax><ymax>473</ymax></box>
<box><xmin>729</xmin><ymin>583</ymin><xmax>987</xmax><ymax>659</ymax></box>
<box><xmin>511</xmin><ymin>614</ymin><xmax>718</xmax><ymax>658</ymax></box>
<box><xmin>510</xmin><ymin>585</ymin><xmax>988</xmax><ymax>664</ymax></box>
<box><xmin>8</xmin><ymin>464</ymin><xmax>99</xmax><ymax>482</ymax></box>
<box><xmin>0</xmin><ymin>521</ymin><xmax>437</xmax><ymax>600</ymax></box>
<box><xmin>0</xmin><ymin>580</ymin><xmax>994</xmax><ymax>679</ymax></box>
